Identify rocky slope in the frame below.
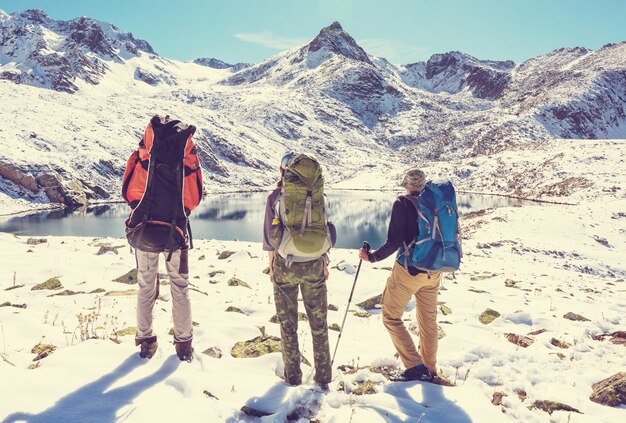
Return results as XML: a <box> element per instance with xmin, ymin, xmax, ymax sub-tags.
<box><xmin>0</xmin><ymin>11</ymin><xmax>625</xmax><ymax>211</ymax></box>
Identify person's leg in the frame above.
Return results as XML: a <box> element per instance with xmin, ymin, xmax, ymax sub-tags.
<box><xmin>414</xmin><ymin>272</ymin><xmax>441</xmax><ymax>373</ymax></box>
<box><xmin>164</xmin><ymin>248</ymin><xmax>192</xmax><ymax>343</ymax></box>
<box><xmin>135</xmin><ymin>249</ymin><xmax>160</xmax><ymax>344</ymax></box>
<box><xmin>381</xmin><ymin>263</ymin><xmax>421</xmax><ymax>369</ymax></box>
<box><xmin>272</xmin><ymin>255</ymin><xmax>302</xmax><ymax>385</ymax></box>
<box><xmin>299</xmin><ymin>258</ymin><xmax>331</xmax><ymax>385</ymax></box>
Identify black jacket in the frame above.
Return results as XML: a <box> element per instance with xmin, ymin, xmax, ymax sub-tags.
<box><xmin>370</xmin><ymin>196</ymin><xmax>423</xmax><ymax>275</ymax></box>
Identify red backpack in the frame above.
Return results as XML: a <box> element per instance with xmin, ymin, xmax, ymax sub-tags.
<box><xmin>122</xmin><ymin>115</ymin><xmax>203</xmax><ymax>258</ymax></box>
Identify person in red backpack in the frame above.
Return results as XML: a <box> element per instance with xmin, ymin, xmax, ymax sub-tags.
<box><xmin>122</xmin><ymin>115</ymin><xmax>203</xmax><ymax>361</ymax></box>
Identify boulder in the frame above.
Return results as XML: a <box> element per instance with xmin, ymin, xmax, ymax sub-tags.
<box><xmin>202</xmin><ymin>347</ymin><xmax>223</xmax><ymax>359</ymax></box>
<box><xmin>32</xmin><ymin>277</ymin><xmax>62</xmax><ymax>291</ymax></box>
<box><xmin>563</xmin><ymin>312</ymin><xmax>590</xmax><ymax>322</ymax></box>
<box><xmin>590</xmin><ymin>372</ymin><xmax>626</xmax><ymax>407</ymax></box>
<box><xmin>529</xmin><ymin>400</ymin><xmax>581</xmax><ymax>415</ymax></box>
<box><xmin>356</xmin><ymin>294</ymin><xmax>382</xmax><ymax>310</ymax></box>
<box><xmin>218</xmin><ymin>250</ymin><xmax>236</xmax><ymax>260</ymax></box>
<box><xmin>31</xmin><ymin>343</ymin><xmax>56</xmax><ymax>361</ymax></box>
<box><xmin>479</xmin><ymin>308</ymin><xmax>501</xmax><ymax>324</ymax></box>
<box><xmin>36</xmin><ymin>172</ymin><xmax>88</xmax><ymax>206</ymax></box>
<box><xmin>113</xmin><ymin>269</ymin><xmax>138</xmax><ymax>284</ymax></box>
<box><xmin>27</xmin><ymin>238</ymin><xmax>48</xmax><ymax>245</ymax></box>
<box><xmin>225</xmin><ymin>306</ymin><xmax>246</xmax><ymax>314</ymax></box>
<box><xmin>227</xmin><ymin>277</ymin><xmax>251</xmax><ymax>289</ymax></box>
<box><xmin>231</xmin><ymin>335</ymin><xmax>281</xmax><ymax>358</ymax></box>
<box><xmin>505</xmin><ymin>333</ymin><xmax>534</xmax><ymax>348</ymax></box>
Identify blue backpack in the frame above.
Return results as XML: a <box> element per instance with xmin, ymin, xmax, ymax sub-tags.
<box><xmin>396</xmin><ymin>180</ymin><xmax>462</xmax><ymax>272</ymax></box>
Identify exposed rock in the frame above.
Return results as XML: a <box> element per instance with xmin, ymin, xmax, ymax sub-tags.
<box><xmin>350</xmin><ymin>310</ymin><xmax>370</xmax><ymax>318</ymax></box>
<box><xmin>218</xmin><ymin>250</ymin><xmax>236</xmax><ymax>260</ymax></box>
<box><xmin>114</xmin><ymin>327</ymin><xmax>137</xmax><ymax>337</ymax></box>
<box><xmin>529</xmin><ymin>400</ymin><xmax>581</xmax><ymax>415</ymax></box>
<box><xmin>262</xmin><ymin>266</ymin><xmax>270</xmax><ymax>274</ymax></box>
<box><xmin>241</xmin><ymin>406</ymin><xmax>273</xmax><ymax>418</ymax></box>
<box><xmin>208</xmin><ymin>270</ymin><xmax>225</xmax><ymax>277</ymax></box>
<box><xmin>48</xmin><ymin>289</ymin><xmax>83</xmax><ymax>297</ymax></box>
<box><xmin>351</xmin><ymin>380</ymin><xmax>377</xmax><ymax>395</ymax></box>
<box><xmin>96</xmin><ymin>245</ymin><xmax>124</xmax><ymax>255</ymax></box>
<box><xmin>563</xmin><ymin>312</ymin><xmax>590</xmax><ymax>322</ymax></box>
<box><xmin>5</xmin><ymin>285</ymin><xmax>25</xmax><ymax>291</ymax></box>
<box><xmin>504</xmin><ymin>279</ymin><xmax>519</xmax><ymax>287</ymax></box>
<box><xmin>594</xmin><ymin>331</ymin><xmax>626</xmax><ymax>347</ymax></box>
<box><xmin>198</xmin><ymin>255</ymin><xmax>206</xmax><ymax>261</ymax></box>
<box><xmin>26</xmin><ymin>238</ymin><xmax>47</xmax><ymax>245</ymax></box>
<box><xmin>356</xmin><ymin>294</ymin><xmax>382</xmax><ymax>309</ymax></box>
<box><xmin>479</xmin><ymin>308</ymin><xmax>501</xmax><ymax>324</ymax></box>
<box><xmin>492</xmin><ymin>391</ymin><xmax>506</xmax><ymax>406</ymax></box>
<box><xmin>0</xmin><ymin>302</ymin><xmax>11</xmax><ymax>307</ymax></box>
<box><xmin>105</xmin><ymin>289</ymin><xmax>138</xmax><ymax>296</ymax></box>
<box><xmin>31</xmin><ymin>343</ymin><xmax>56</xmax><ymax>361</ymax></box>
<box><xmin>505</xmin><ymin>333</ymin><xmax>534</xmax><ymax>348</ymax></box>
<box><xmin>89</xmin><ymin>288</ymin><xmax>105</xmax><ymax>294</ymax></box>
<box><xmin>590</xmin><ymin>372</ymin><xmax>626</xmax><ymax>406</ymax></box>
<box><xmin>11</xmin><ymin>303</ymin><xmax>27</xmax><ymax>309</ymax></box>
<box><xmin>231</xmin><ymin>335</ymin><xmax>281</xmax><ymax>358</ymax></box>
<box><xmin>270</xmin><ymin>312</ymin><xmax>308</xmax><ymax>323</ymax></box>
<box><xmin>113</xmin><ymin>269</ymin><xmax>138</xmax><ymax>284</ymax></box>
<box><xmin>202</xmin><ymin>347</ymin><xmax>223</xmax><ymax>359</ymax></box>
<box><xmin>225</xmin><ymin>306</ymin><xmax>245</xmax><ymax>314</ymax></box>
<box><xmin>32</xmin><ymin>277</ymin><xmax>62</xmax><ymax>291</ymax></box>
<box><xmin>410</xmin><ymin>322</ymin><xmax>446</xmax><ymax>340</ymax></box>
<box><xmin>227</xmin><ymin>277</ymin><xmax>251</xmax><ymax>289</ymax></box>
<box><xmin>0</xmin><ymin>161</ymin><xmax>38</xmax><ymax>192</ymax></box>
<box><xmin>528</xmin><ymin>328</ymin><xmax>548</xmax><ymax>336</ymax></box>
<box><xmin>439</xmin><ymin>304</ymin><xmax>452</xmax><ymax>315</ymax></box>
<box><xmin>36</xmin><ymin>172</ymin><xmax>87</xmax><ymax>206</ymax></box>
<box><xmin>327</xmin><ymin>304</ymin><xmax>339</xmax><ymax>311</ymax></box>
<box><xmin>203</xmin><ymin>390</ymin><xmax>219</xmax><ymax>400</ymax></box>
<box><xmin>550</xmin><ymin>338</ymin><xmax>571</xmax><ymax>349</ymax></box>
<box><xmin>329</xmin><ymin>323</ymin><xmax>340</xmax><ymax>331</ymax></box>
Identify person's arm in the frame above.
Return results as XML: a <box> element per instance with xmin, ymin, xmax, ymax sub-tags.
<box><xmin>361</xmin><ymin>199</ymin><xmax>408</xmax><ymax>262</ymax></box>
<box><xmin>263</xmin><ymin>192</ymin><xmax>277</xmax><ymax>283</ymax></box>
<box><xmin>262</xmin><ymin>193</ymin><xmax>277</xmax><ymax>252</ymax></box>
<box><xmin>268</xmin><ymin>251</ymin><xmax>275</xmax><ymax>283</ymax></box>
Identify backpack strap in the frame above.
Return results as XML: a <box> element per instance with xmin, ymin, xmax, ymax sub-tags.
<box><xmin>166</xmin><ymin>162</ymin><xmax>184</xmax><ymax>262</ymax></box>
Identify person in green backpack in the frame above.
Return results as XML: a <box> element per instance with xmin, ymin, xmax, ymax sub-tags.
<box><xmin>262</xmin><ymin>152</ymin><xmax>336</xmax><ymax>391</ymax></box>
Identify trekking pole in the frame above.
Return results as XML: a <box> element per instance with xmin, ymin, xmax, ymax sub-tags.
<box><xmin>330</xmin><ymin>241</ymin><xmax>370</xmax><ymax>367</ymax></box>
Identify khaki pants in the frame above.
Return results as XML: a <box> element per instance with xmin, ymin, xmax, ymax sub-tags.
<box><xmin>135</xmin><ymin>248</ymin><xmax>192</xmax><ymax>343</ymax></box>
<box><xmin>382</xmin><ymin>263</ymin><xmax>441</xmax><ymax>372</ymax></box>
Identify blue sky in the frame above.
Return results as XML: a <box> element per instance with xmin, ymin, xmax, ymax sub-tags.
<box><xmin>1</xmin><ymin>0</ymin><xmax>625</xmax><ymax>65</ymax></box>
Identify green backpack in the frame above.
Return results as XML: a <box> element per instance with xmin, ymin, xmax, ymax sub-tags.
<box><xmin>273</xmin><ymin>154</ymin><xmax>336</xmax><ymax>263</ymax></box>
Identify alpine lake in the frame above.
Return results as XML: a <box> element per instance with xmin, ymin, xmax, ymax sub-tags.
<box><xmin>0</xmin><ymin>191</ymin><xmax>539</xmax><ymax>249</ymax></box>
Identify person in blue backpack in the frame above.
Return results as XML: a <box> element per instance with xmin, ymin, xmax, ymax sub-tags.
<box><xmin>359</xmin><ymin>168</ymin><xmax>461</xmax><ymax>382</ymax></box>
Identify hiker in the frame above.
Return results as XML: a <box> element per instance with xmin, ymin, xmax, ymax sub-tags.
<box><xmin>262</xmin><ymin>152</ymin><xmax>336</xmax><ymax>390</ymax></box>
<box><xmin>121</xmin><ymin>115</ymin><xmax>203</xmax><ymax>361</ymax></box>
<box><xmin>358</xmin><ymin>169</ymin><xmax>461</xmax><ymax>381</ymax></box>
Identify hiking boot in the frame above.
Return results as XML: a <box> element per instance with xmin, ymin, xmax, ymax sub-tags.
<box><xmin>401</xmin><ymin>364</ymin><xmax>434</xmax><ymax>382</ymax></box>
<box><xmin>316</xmin><ymin>382</ymin><xmax>330</xmax><ymax>392</ymax></box>
<box><xmin>175</xmin><ymin>340</ymin><xmax>193</xmax><ymax>362</ymax></box>
<box><xmin>137</xmin><ymin>337</ymin><xmax>158</xmax><ymax>359</ymax></box>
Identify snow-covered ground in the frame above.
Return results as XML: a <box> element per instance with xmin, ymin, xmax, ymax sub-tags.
<box><xmin>1</xmin><ymin>192</ymin><xmax>624</xmax><ymax>422</ymax></box>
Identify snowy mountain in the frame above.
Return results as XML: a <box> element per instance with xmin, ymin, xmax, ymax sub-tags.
<box><xmin>192</xmin><ymin>57</ymin><xmax>250</xmax><ymax>72</ymax></box>
<box><xmin>1</xmin><ymin>11</ymin><xmax>625</xmax><ymax>211</ymax></box>
<box><xmin>0</xmin><ymin>9</ymin><xmax>157</xmax><ymax>92</ymax></box>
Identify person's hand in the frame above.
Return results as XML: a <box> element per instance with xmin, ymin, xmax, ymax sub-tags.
<box><xmin>324</xmin><ymin>264</ymin><xmax>329</xmax><ymax>281</ymax></box>
<box><xmin>269</xmin><ymin>267</ymin><xmax>274</xmax><ymax>283</ymax></box>
<box><xmin>358</xmin><ymin>248</ymin><xmax>370</xmax><ymax>262</ymax></box>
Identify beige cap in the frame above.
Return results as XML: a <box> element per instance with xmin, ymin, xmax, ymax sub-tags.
<box><xmin>401</xmin><ymin>168</ymin><xmax>427</xmax><ymax>191</ymax></box>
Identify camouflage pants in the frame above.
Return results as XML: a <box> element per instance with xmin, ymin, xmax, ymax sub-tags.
<box><xmin>272</xmin><ymin>254</ymin><xmax>331</xmax><ymax>385</ymax></box>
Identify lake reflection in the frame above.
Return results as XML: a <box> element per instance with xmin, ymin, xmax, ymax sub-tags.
<box><xmin>0</xmin><ymin>191</ymin><xmax>536</xmax><ymax>248</ymax></box>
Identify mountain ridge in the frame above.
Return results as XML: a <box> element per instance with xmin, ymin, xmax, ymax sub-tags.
<box><xmin>1</xmin><ymin>9</ymin><xmax>625</xmax><ymax>210</ymax></box>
